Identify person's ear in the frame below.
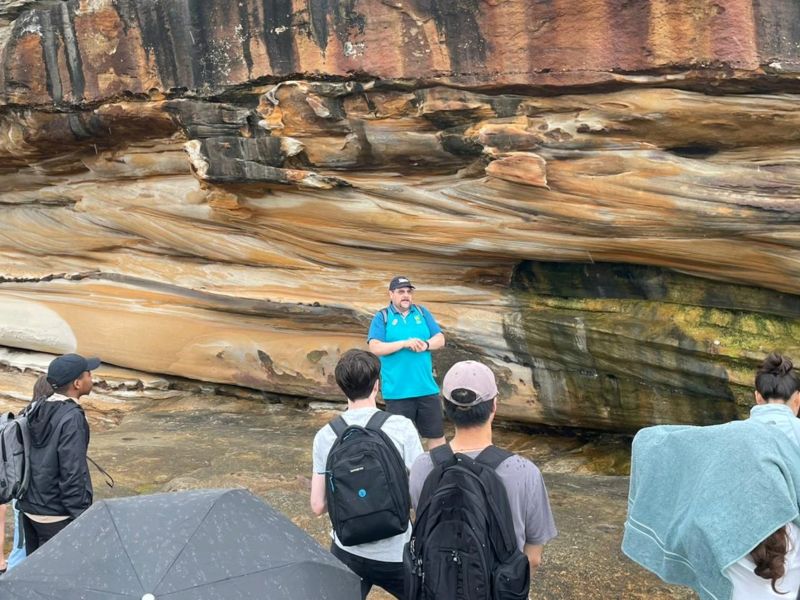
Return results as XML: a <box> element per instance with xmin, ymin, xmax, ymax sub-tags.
<box><xmin>755</xmin><ymin>391</ymin><xmax>766</xmax><ymax>405</ymax></box>
<box><xmin>790</xmin><ymin>391</ymin><xmax>800</xmax><ymax>416</ymax></box>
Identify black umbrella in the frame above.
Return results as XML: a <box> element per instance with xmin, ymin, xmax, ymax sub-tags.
<box><xmin>0</xmin><ymin>488</ymin><xmax>359</xmax><ymax>599</ymax></box>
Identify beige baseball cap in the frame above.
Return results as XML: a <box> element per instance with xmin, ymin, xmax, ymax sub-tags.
<box><xmin>442</xmin><ymin>360</ymin><xmax>498</xmax><ymax>407</ymax></box>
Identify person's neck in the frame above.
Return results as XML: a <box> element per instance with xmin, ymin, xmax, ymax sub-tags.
<box><xmin>450</xmin><ymin>424</ymin><xmax>493</xmax><ymax>453</ymax></box>
<box><xmin>347</xmin><ymin>396</ymin><xmax>377</xmax><ymax>411</ymax></box>
<box><xmin>55</xmin><ymin>389</ymin><xmax>80</xmax><ymax>400</ymax></box>
<box><xmin>392</xmin><ymin>303</ymin><xmax>411</xmax><ymax>317</ymax></box>
<box><xmin>764</xmin><ymin>399</ymin><xmax>798</xmax><ymax>416</ymax></box>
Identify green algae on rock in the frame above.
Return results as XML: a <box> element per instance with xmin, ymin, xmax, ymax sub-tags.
<box><xmin>506</xmin><ymin>262</ymin><xmax>800</xmax><ymax>431</ymax></box>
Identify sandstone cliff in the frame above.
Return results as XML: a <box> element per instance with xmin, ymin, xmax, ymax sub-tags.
<box><xmin>1</xmin><ymin>0</ymin><xmax>799</xmax><ymax>431</ymax></box>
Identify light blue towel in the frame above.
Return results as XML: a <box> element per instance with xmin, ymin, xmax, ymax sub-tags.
<box><xmin>750</xmin><ymin>403</ymin><xmax>800</xmax><ymax>448</ymax></box>
<box><xmin>6</xmin><ymin>503</ymin><xmax>25</xmax><ymax>571</ymax></box>
<box><xmin>622</xmin><ymin>420</ymin><xmax>800</xmax><ymax>600</ymax></box>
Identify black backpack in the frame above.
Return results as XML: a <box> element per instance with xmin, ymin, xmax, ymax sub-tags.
<box><xmin>325</xmin><ymin>411</ymin><xmax>411</xmax><ymax>546</ymax></box>
<box><xmin>404</xmin><ymin>444</ymin><xmax>530</xmax><ymax>600</ymax></box>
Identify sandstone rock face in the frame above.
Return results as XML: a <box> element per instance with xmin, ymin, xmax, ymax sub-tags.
<box><xmin>1</xmin><ymin>0</ymin><xmax>799</xmax><ymax>431</ymax></box>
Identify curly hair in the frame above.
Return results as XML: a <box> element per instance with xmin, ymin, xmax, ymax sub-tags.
<box><xmin>751</xmin><ymin>526</ymin><xmax>789</xmax><ymax>594</ymax></box>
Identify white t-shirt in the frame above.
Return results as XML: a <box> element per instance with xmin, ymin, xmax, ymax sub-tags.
<box><xmin>312</xmin><ymin>407</ymin><xmax>423</xmax><ymax>563</ymax></box>
<box><xmin>727</xmin><ymin>522</ymin><xmax>800</xmax><ymax>600</ymax></box>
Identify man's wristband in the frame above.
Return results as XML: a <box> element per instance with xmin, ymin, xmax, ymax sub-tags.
<box><xmin>423</xmin><ymin>340</ymin><xmax>430</xmax><ymax>350</ymax></box>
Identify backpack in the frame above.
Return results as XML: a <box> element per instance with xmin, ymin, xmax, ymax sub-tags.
<box><xmin>0</xmin><ymin>406</ymin><xmax>34</xmax><ymax>504</ymax></box>
<box><xmin>404</xmin><ymin>444</ymin><xmax>531</xmax><ymax>600</ymax></box>
<box><xmin>324</xmin><ymin>411</ymin><xmax>411</xmax><ymax>546</ymax></box>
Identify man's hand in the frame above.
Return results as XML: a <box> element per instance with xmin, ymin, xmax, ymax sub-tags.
<box><xmin>405</xmin><ymin>338</ymin><xmax>428</xmax><ymax>352</ymax></box>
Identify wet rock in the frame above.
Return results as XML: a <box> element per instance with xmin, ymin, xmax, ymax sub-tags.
<box><xmin>0</xmin><ymin>2</ymin><xmax>799</xmax><ymax>431</ymax></box>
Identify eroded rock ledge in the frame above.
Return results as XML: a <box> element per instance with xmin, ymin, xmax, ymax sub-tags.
<box><xmin>1</xmin><ymin>0</ymin><xmax>799</xmax><ymax>431</ymax></box>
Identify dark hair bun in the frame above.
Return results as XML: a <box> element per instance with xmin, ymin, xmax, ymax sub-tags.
<box><xmin>755</xmin><ymin>352</ymin><xmax>800</xmax><ymax>402</ymax></box>
<box><xmin>761</xmin><ymin>352</ymin><xmax>793</xmax><ymax>377</ymax></box>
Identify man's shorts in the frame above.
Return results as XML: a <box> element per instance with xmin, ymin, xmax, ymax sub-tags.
<box><xmin>385</xmin><ymin>394</ymin><xmax>444</xmax><ymax>439</ymax></box>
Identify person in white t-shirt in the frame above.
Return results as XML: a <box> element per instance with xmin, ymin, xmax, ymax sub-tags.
<box><xmin>310</xmin><ymin>349</ymin><xmax>423</xmax><ymax>599</ymax></box>
<box><xmin>728</xmin><ymin>523</ymin><xmax>800</xmax><ymax>600</ymax></box>
<box><xmin>726</xmin><ymin>352</ymin><xmax>800</xmax><ymax>598</ymax></box>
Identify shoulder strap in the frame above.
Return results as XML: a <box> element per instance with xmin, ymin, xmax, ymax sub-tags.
<box><xmin>475</xmin><ymin>445</ymin><xmax>519</xmax><ymax>557</ymax></box>
<box><xmin>414</xmin><ymin>444</ymin><xmax>457</xmax><ymax>523</ymax></box>
<box><xmin>87</xmin><ymin>456</ymin><xmax>114</xmax><ymax>488</ymax></box>
<box><xmin>365</xmin><ymin>410</ymin><xmax>390</xmax><ymax>431</ymax></box>
<box><xmin>19</xmin><ymin>398</ymin><xmax>41</xmax><ymax>419</ymax></box>
<box><xmin>380</xmin><ymin>307</ymin><xmax>389</xmax><ymax>324</ymax></box>
<box><xmin>475</xmin><ymin>445</ymin><xmax>513</xmax><ymax>470</ymax></box>
<box><xmin>430</xmin><ymin>443</ymin><xmax>455</xmax><ymax>466</ymax></box>
<box><xmin>329</xmin><ymin>416</ymin><xmax>347</xmax><ymax>437</ymax></box>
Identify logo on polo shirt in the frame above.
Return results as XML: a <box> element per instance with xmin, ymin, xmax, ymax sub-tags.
<box><xmin>391</xmin><ymin>318</ymin><xmax>398</xmax><ymax>326</ymax></box>
<box><xmin>414</xmin><ymin>315</ymin><xmax>422</xmax><ymax>324</ymax></box>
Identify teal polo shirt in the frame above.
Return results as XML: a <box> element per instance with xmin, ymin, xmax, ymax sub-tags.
<box><xmin>367</xmin><ymin>304</ymin><xmax>442</xmax><ymax>400</ymax></box>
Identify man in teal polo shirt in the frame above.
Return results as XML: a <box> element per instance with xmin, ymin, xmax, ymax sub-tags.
<box><xmin>368</xmin><ymin>276</ymin><xmax>446</xmax><ymax>448</ymax></box>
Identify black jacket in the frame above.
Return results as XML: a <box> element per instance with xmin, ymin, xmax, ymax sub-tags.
<box><xmin>18</xmin><ymin>395</ymin><xmax>93</xmax><ymax>519</ymax></box>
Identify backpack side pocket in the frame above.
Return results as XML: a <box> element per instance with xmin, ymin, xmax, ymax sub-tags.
<box><xmin>492</xmin><ymin>550</ymin><xmax>530</xmax><ymax>600</ymax></box>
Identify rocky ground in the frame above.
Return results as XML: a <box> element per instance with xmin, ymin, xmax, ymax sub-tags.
<box><xmin>0</xmin><ymin>360</ymin><xmax>694</xmax><ymax>599</ymax></box>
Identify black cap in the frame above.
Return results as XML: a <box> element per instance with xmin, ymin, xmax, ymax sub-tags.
<box><xmin>389</xmin><ymin>276</ymin><xmax>415</xmax><ymax>291</ymax></box>
<box><xmin>47</xmin><ymin>354</ymin><xmax>101</xmax><ymax>388</ymax></box>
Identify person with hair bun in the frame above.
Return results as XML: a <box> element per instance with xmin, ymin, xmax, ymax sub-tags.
<box><xmin>725</xmin><ymin>352</ymin><xmax>800</xmax><ymax>599</ymax></box>
<box><xmin>750</xmin><ymin>352</ymin><xmax>800</xmax><ymax>444</ymax></box>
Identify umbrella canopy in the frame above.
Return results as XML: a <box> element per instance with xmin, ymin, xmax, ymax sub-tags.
<box><xmin>0</xmin><ymin>488</ymin><xmax>359</xmax><ymax>599</ymax></box>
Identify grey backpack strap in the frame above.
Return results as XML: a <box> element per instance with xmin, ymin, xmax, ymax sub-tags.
<box><xmin>329</xmin><ymin>416</ymin><xmax>348</xmax><ymax>438</ymax></box>
<box><xmin>380</xmin><ymin>308</ymin><xmax>389</xmax><ymax>324</ymax></box>
<box><xmin>18</xmin><ymin>416</ymin><xmax>32</xmax><ymax>495</ymax></box>
<box><xmin>365</xmin><ymin>410</ymin><xmax>390</xmax><ymax>432</ymax></box>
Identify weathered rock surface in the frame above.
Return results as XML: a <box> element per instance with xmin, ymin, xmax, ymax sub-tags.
<box><xmin>1</xmin><ymin>0</ymin><xmax>799</xmax><ymax>431</ymax></box>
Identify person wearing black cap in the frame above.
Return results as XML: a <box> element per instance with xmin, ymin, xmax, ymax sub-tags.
<box><xmin>18</xmin><ymin>353</ymin><xmax>100</xmax><ymax>554</ymax></box>
<box><xmin>367</xmin><ymin>276</ymin><xmax>446</xmax><ymax>448</ymax></box>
